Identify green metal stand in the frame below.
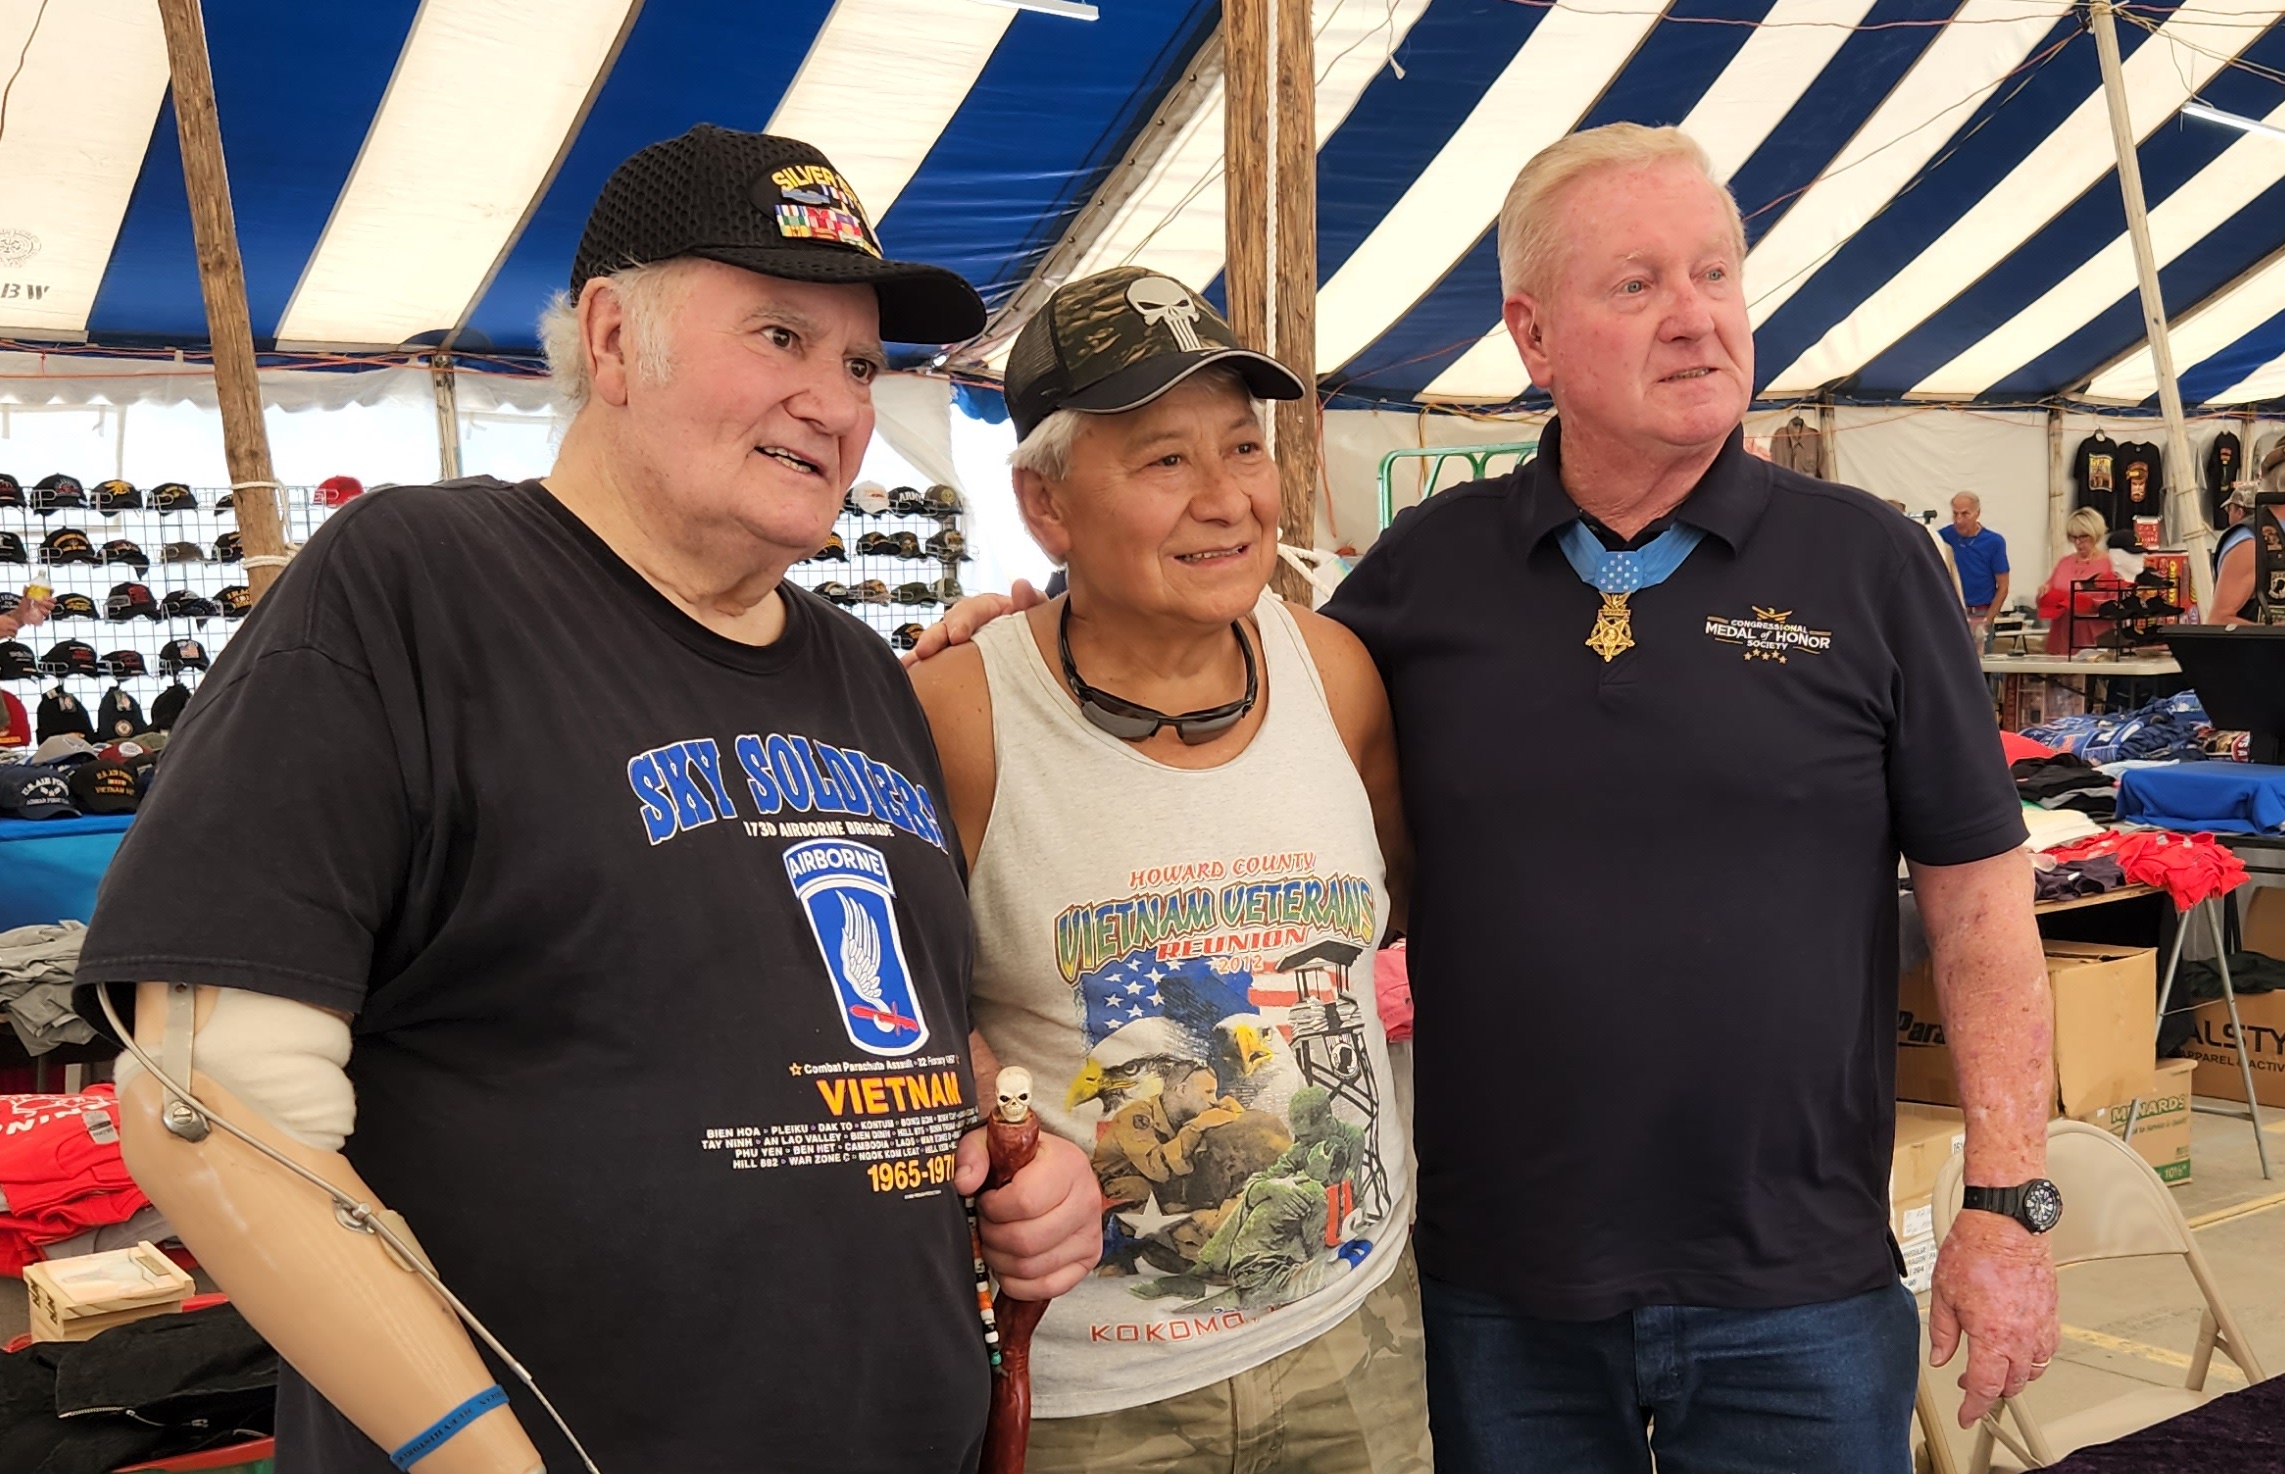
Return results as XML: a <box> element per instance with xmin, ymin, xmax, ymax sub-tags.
<box><xmin>1377</xmin><ymin>442</ymin><xmax>1537</xmax><ymax>530</ymax></box>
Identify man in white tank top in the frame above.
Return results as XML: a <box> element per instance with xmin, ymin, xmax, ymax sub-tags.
<box><xmin>908</xmin><ymin>269</ymin><xmax>1429</xmax><ymax>1473</ymax></box>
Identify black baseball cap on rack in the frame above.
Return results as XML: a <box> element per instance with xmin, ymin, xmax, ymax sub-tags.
<box><xmin>151</xmin><ymin>682</ymin><xmax>191</xmax><ymax>731</ymax></box>
<box><xmin>41</xmin><ymin>527</ymin><xmax>97</xmax><ymax>564</ymax></box>
<box><xmin>90</xmin><ymin>479</ymin><xmax>142</xmax><ymax>514</ymax></box>
<box><xmin>159</xmin><ymin>638</ymin><xmax>211</xmax><ymax>673</ymax></box>
<box><xmin>161</xmin><ymin>540</ymin><xmax>205</xmax><ymax>565</ymax></box>
<box><xmin>31</xmin><ymin>474</ymin><xmax>85</xmax><ymax>515</ymax></box>
<box><xmin>100</xmin><ymin>649</ymin><xmax>149</xmax><ymax>679</ymax></box>
<box><xmin>0</xmin><ymin>474</ymin><xmax>21</xmax><ymax>509</ymax></box>
<box><xmin>0</xmin><ymin>642</ymin><xmax>35</xmax><ymax>681</ymax></box>
<box><xmin>52</xmin><ymin>593</ymin><xmax>99</xmax><ymax>621</ymax></box>
<box><xmin>568</xmin><ymin>125</ymin><xmax>985</xmax><ymax>345</ymax></box>
<box><xmin>106</xmin><ymin>583</ymin><xmax>160</xmax><ymax>621</ymax></box>
<box><xmin>212</xmin><ymin>531</ymin><xmax>243</xmax><ymax>563</ymax></box>
<box><xmin>217</xmin><ymin>491</ymin><xmax>235</xmax><ymax>510</ymax></box>
<box><xmin>102</xmin><ymin>539</ymin><xmax>150</xmax><ymax>576</ymax></box>
<box><xmin>93</xmin><ymin>686</ymin><xmax>146</xmax><ymax>741</ymax></box>
<box><xmin>151</xmin><ymin>482</ymin><xmax>198</xmax><ymax>514</ymax></box>
<box><xmin>0</xmin><ymin>532</ymin><xmax>25</xmax><ymax>565</ymax></box>
<box><xmin>1003</xmin><ymin>266</ymin><xmax>1307</xmax><ymax>442</ymax></box>
<box><xmin>40</xmin><ymin>639</ymin><xmax>100</xmax><ymax>678</ymax></box>
<box><xmin>161</xmin><ymin>589</ymin><xmax>221</xmax><ymax>623</ymax></box>
<box><xmin>216</xmin><ymin>585</ymin><xmax>252</xmax><ymax>619</ymax></box>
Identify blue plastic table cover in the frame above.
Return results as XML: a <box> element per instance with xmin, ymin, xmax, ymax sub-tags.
<box><xmin>2117</xmin><ymin>763</ymin><xmax>2285</xmax><ymax>836</ymax></box>
<box><xmin>0</xmin><ymin>814</ymin><xmax>134</xmax><ymax>928</ymax></box>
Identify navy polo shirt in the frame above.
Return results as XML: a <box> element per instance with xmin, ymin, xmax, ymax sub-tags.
<box><xmin>1326</xmin><ymin>419</ymin><xmax>2025</xmax><ymax>1321</ymax></box>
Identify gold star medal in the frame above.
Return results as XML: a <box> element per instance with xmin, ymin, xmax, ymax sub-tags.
<box><xmin>1585</xmin><ymin>592</ymin><xmax>1634</xmax><ymax>662</ymax></box>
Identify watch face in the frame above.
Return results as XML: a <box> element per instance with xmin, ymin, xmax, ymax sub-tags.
<box><xmin>2023</xmin><ymin>1179</ymin><xmax>2063</xmax><ymax>1233</ymax></box>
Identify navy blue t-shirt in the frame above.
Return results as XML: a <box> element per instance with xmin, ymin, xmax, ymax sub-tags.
<box><xmin>1326</xmin><ymin>422</ymin><xmax>2025</xmax><ymax>1320</ymax></box>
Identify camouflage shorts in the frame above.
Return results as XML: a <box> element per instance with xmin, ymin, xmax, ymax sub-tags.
<box><xmin>1025</xmin><ymin>1242</ymin><xmax>1433</xmax><ymax>1474</ymax></box>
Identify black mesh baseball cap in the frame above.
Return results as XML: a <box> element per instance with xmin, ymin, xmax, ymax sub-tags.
<box><xmin>569</xmin><ymin>126</ymin><xmax>984</xmax><ymax>346</ymax></box>
<box><xmin>1004</xmin><ymin>267</ymin><xmax>1306</xmax><ymax>442</ymax></box>
<box><xmin>0</xmin><ymin>475</ymin><xmax>21</xmax><ymax>510</ymax></box>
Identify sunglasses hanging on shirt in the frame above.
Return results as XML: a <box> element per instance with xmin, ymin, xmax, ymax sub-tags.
<box><xmin>1058</xmin><ymin>601</ymin><xmax>1256</xmax><ymax>745</ymax></box>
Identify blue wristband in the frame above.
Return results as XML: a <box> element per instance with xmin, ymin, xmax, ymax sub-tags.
<box><xmin>391</xmin><ymin>1384</ymin><xmax>509</xmax><ymax>1470</ymax></box>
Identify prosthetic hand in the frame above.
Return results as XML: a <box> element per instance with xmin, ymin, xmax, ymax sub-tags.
<box><xmin>113</xmin><ymin>982</ymin><xmax>559</xmax><ymax>1474</ymax></box>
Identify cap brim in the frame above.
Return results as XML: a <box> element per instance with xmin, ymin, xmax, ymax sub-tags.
<box><xmin>18</xmin><ymin>803</ymin><xmax>78</xmax><ymax>819</ymax></box>
<box><xmin>1059</xmin><ymin>348</ymin><xmax>1308</xmax><ymax>422</ymax></box>
<box><xmin>682</xmin><ymin>245</ymin><xmax>986</xmax><ymax>345</ymax></box>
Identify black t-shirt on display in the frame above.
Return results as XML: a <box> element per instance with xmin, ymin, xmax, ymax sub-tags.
<box><xmin>2073</xmin><ymin>431</ymin><xmax>2119</xmax><ymax>529</ymax></box>
<box><xmin>2118</xmin><ymin>441</ymin><xmax>2162</xmax><ymax>520</ymax></box>
<box><xmin>1325</xmin><ymin>422</ymin><xmax>2025</xmax><ymax>1322</ymax></box>
<box><xmin>2205</xmin><ymin>431</ymin><xmax>2242</xmax><ymax>529</ymax></box>
<box><xmin>78</xmin><ymin>481</ymin><xmax>987</xmax><ymax>1473</ymax></box>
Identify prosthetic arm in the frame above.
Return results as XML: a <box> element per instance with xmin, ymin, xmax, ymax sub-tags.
<box><xmin>110</xmin><ymin>981</ymin><xmax>585</xmax><ymax>1474</ymax></box>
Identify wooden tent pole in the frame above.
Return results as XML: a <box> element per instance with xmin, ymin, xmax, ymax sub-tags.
<box><xmin>2089</xmin><ymin>0</ymin><xmax>2213</xmax><ymax>614</ymax></box>
<box><xmin>157</xmin><ymin>0</ymin><xmax>286</xmax><ymax>602</ymax></box>
<box><xmin>1225</xmin><ymin>0</ymin><xmax>1318</xmax><ymax>603</ymax></box>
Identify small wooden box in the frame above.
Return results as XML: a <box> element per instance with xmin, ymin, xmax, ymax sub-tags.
<box><xmin>23</xmin><ymin>1241</ymin><xmax>194</xmax><ymax>1343</ymax></box>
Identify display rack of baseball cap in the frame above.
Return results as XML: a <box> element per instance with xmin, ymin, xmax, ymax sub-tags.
<box><xmin>781</xmin><ymin>479</ymin><xmax>971</xmax><ymax>650</ymax></box>
<box><xmin>0</xmin><ymin>473</ymin><xmax>369</xmax><ymax>758</ymax></box>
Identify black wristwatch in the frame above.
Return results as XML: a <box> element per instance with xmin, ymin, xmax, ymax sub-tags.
<box><xmin>1961</xmin><ymin>1179</ymin><xmax>2063</xmax><ymax>1235</ymax></box>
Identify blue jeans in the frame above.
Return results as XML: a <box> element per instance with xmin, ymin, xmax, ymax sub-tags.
<box><xmin>1421</xmin><ymin>1275</ymin><xmax>1920</xmax><ymax>1474</ymax></box>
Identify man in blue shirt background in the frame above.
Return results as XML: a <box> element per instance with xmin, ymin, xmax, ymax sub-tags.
<box><xmin>1941</xmin><ymin>492</ymin><xmax>2010</xmax><ymax>623</ymax></box>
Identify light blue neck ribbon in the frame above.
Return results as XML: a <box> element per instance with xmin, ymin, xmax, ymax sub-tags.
<box><xmin>1556</xmin><ymin>519</ymin><xmax>1705</xmax><ymax>598</ymax></box>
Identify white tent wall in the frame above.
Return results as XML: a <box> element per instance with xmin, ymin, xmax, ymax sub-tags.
<box><xmin>1817</xmin><ymin>406</ymin><xmax>2051</xmax><ymax>592</ymax></box>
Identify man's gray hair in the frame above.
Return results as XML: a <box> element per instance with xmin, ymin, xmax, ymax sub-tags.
<box><xmin>1008</xmin><ymin>365</ymin><xmax>1268</xmax><ymax>481</ymax></box>
<box><xmin>538</xmin><ymin>259</ymin><xmax>696</xmax><ymax>409</ymax></box>
<box><xmin>1951</xmin><ymin>491</ymin><xmax>1982</xmax><ymax>512</ymax></box>
<box><xmin>1496</xmin><ymin>123</ymin><xmax>1745</xmax><ymax>300</ymax></box>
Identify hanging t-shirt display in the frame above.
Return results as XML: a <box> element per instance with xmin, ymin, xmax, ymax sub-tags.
<box><xmin>2118</xmin><ymin>441</ymin><xmax>2162</xmax><ymax>519</ymax></box>
<box><xmin>2073</xmin><ymin>431</ymin><xmax>2120</xmax><ymax>527</ymax></box>
<box><xmin>78</xmin><ymin>480</ymin><xmax>989</xmax><ymax>1474</ymax></box>
<box><xmin>2205</xmin><ymin>431</ymin><xmax>2242</xmax><ymax>529</ymax></box>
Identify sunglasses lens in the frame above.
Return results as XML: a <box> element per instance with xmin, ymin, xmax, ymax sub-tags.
<box><xmin>1080</xmin><ymin>700</ymin><xmax>1162</xmax><ymax>741</ymax></box>
<box><xmin>1175</xmin><ymin>710</ymin><xmax>1245</xmax><ymax>745</ymax></box>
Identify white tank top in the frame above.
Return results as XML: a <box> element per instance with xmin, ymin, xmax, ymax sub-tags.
<box><xmin>969</xmin><ymin>591</ymin><xmax>1410</xmax><ymax>1418</ymax></box>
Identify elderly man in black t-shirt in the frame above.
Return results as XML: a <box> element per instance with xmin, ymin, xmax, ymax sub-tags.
<box><xmin>79</xmin><ymin>128</ymin><xmax>1098</xmax><ymax>1474</ymax></box>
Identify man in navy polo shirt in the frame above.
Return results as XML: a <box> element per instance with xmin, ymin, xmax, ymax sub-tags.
<box><xmin>1323</xmin><ymin>124</ymin><xmax>2059</xmax><ymax>1473</ymax></box>
<box><xmin>1942</xmin><ymin>491</ymin><xmax>2011</xmax><ymax>629</ymax></box>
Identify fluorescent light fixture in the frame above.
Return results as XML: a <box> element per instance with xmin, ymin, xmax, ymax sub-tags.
<box><xmin>771</xmin><ymin>0</ymin><xmax>1017</xmax><ymax>226</ymax></box>
<box><xmin>2183</xmin><ymin>100</ymin><xmax>2285</xmax><ymax>143</ymax></box>
<box><xmin>1913</xmin><ymin>95</ymin><xmax>2285</xmax><ymax>397</ymax></box>
<box><xmin>1423</xmin><ymin>0</ymin><xmax>1877</xmax><ymax>402</ymax></box>
<box><xmin>275</xmin><ymin>0</ymin><xmax>638</xmax><ymax>349</ymax></box>
<box><xmin>0</xmin><ymin>0</ymin><xmax>172</xmax><ymax>337</ymax></box>
<box><xmin>993</xmin><ymin>0</ymin><xmax>1435</xmax><ymax>368</ymax></box>
<box><xmin>969</xmin><ymin>0</ymin><xmax>1098</xmax><ymax>17</ymax></box>
<box><xmin>1765</xmin><ymin>0</ymin><xmax>2283</xmax><ymax>397</ymax></box>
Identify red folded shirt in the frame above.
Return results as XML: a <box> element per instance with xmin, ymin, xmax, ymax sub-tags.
<box><xmin>0</xmin><ymin>1086</ymin><xmax>152</xmax><ymax>1275</ymax></box>
<box><xmin>2042</xmin><ymin>829</ymin><xmax>2250</xmax><ymax>911</ymax></box>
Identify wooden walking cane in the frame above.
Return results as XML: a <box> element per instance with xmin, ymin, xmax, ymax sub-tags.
<box><xmin>978</xmin><ymin>1068</ymin><xmax>1046</xmax><ymax>1474</ymax></box>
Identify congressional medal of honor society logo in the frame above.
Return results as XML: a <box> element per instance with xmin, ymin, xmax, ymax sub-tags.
<box><xmin>785</xmin><ymin>838</ymin><xmax>929</xmax><ymax>1057</ymax></box>
<box><xmin>1704</xmin><ymin>606</ymin><xmax>1832</xmax><ymax>663</ymax></box>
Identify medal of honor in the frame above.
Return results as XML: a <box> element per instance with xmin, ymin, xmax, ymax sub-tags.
<box><xmin>1557</xmin><ymin>519</ymin><xmax>1704</xmax><ymax>663</ymax></box>
<box><xmin>1585</xmin><ymin>592</ymin><xmax>1634</xmax><ymax>662</ymax></box>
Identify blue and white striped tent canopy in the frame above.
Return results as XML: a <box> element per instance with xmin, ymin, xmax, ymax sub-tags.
<box><xmin>6</xmin><ymin>0</ymin><xmax>2285</xmax><ymax>410</ymax></box>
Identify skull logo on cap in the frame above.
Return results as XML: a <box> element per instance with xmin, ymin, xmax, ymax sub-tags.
<box><xmin>1125</xmin><ymin>276</ymin><xmax>1203</xmax><ymax>352</ymax></box>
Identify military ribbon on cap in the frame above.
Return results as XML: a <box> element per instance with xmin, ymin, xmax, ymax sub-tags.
<box><xmin>769</xmin><ymin>162</ymin><xmax>880</xmax><ymax>259</ymax></box>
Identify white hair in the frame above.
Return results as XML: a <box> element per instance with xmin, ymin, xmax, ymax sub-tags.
<box><xmin>1009</xmin><ymin>365</ymin><xmax>1269</xmax><ymax>481</ymax></box>
<box><xmin>1951</xmin><ymin>491</ymin><xmax>1982</xmax><ymax>512</ymax></box>
<box><xmin>1496</xmin><ymin>122</ymin><xmax>1746</xmax><ymax>300</ymax></box>
<box><xmin>538</xmin><ymin>259</ymin><xmax>697</xmax><ymax>409</ymax></box>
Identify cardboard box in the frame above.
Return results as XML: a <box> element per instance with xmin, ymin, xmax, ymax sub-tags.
<box><xmin>2077</xmin><ymin>1055</ymin><xmax>2195</xmax><ymax>1184</ymax></box>
<box><xmin>1891</xmin><ymin>1104</ymin><xmax>1964</xmax><ymax>1296</ymax></box>
<box><xmin>1898</xmin><ymin>942</ymin><xmax>2157</xmax><ymax>1116</ymax></box>
<box><xmin>2185</xmin><ymin>888</ymin><xmax>2285</xmax><ymax>1109</ymax></box>
<box><xmin>22</xmin><ymin>1241</ymin><xmax>192</xmax><ymax>1343</ymax></box>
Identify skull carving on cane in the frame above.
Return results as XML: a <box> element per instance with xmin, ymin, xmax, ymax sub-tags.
<box><xmin>995</xmin><ymin>1067</ymin><xmax>1034</xmax><ymax>1124</ymax></box>
<box><xmin>1125</xmin><ymin>276</ymin><xmax>1204</xmax><ymax>352</ymax></box>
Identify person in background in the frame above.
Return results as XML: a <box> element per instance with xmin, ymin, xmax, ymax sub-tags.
<box><xmin>2213</xmin><ymin>457</ymin><xmax>2285</xmax><ymax>625</ymax></box>
<box><xmin>2036</xmin><ymin>507</ymin><xmax>2122</xmax><ymax>653</ymax></box>
<box><xmin>1941</xmin><ymin>493</ymin><xmax>2009</xmax><ymax>638</ymax></box>
<box><xmin>908</xmin><ymin>267</ymin><xmax>1427</xmax><ymax>1474</ymax></box>
<box><xmin>0</xmin><ymin>591</ymin><xmax>55</xmax><ymax>646</ymax></box>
